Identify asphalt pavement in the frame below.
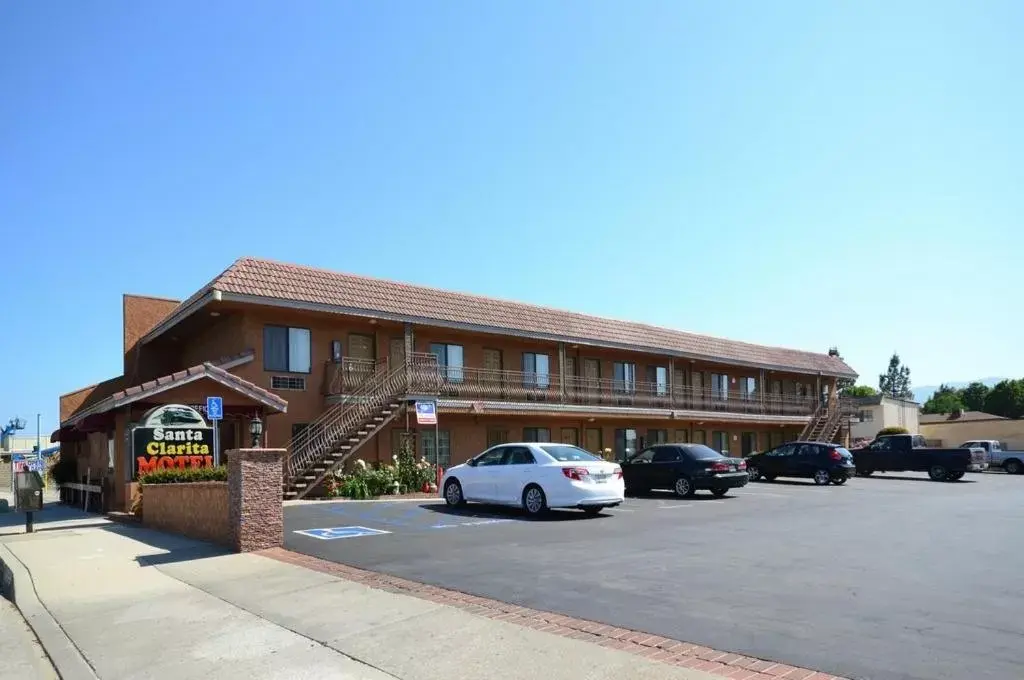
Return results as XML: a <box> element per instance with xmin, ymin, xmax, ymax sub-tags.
<box><xmin>285</xmin><ymin>471</ymin><xmax>1024</xmax><ymax>680</ymax></box>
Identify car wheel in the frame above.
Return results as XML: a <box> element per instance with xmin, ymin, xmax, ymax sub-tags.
<box><xmin>928</xmin><ymin>465</ymin><xmax>948</xmax><ymax>481</ymax></box>
<box><xmin>830</xmin><ymin>476</ymin><xmax>848</xmax><ymax>485</ymax></box>
<box><xmin>522</xmin><ymin>484</ymin><xmax>548</xmax><ymax>516</ymax></box>
<box><xmin>1004</xmin><ymin>459</ymin><xmax>1022</xmax><ymax>475</ymax></box>
<box><xmin>857</xmin><ymin>469</ymin><xmax>874</xmax><ymax>477</ymax></box>
<box><xmin>746</xmin><ymin>464</ymin><xmax>761</xmax><ymax>481</ymax></box>
<box><xmin>582</xmin><ymin>506</ymin><xmax>602</xmax><ymax>516</ymax></box>
<box><xmin>710</xmin><ymin>487</ymin><xmax>728</xmax><ymax>497</ymax></box>
<box><xmin>813</xmin><ymin>469</ymin><xmax>831</xmax><ymax>486</ymax></box>
<box><xmin>947</xmin><ymin>471</ymin><xmax>965</xmax><ymax>481</ymax></box>
<box><xmin>673</xmin><ymin>476</ymin><xmax>695</xmax><ymax>498</ymax></box>
<box><xmin>443</xmin><ymin>479</ymin><xmax>465</xmax><ymax>507</ymax></box>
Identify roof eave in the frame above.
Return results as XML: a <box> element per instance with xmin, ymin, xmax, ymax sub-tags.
<box><xmin>218</xmin><ymin>291</ymin><xmax>857</xmax><ymax>378</ymax></box>
<box><xmin>139</xmin><ymin>289</ymin><xmax>218</xmax><ymax>345</ymax></box>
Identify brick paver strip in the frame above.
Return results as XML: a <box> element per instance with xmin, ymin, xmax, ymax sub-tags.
<box><xmin>260</xmin><ymin>548</ymin><xmax>847</xmax><ymax>680</ymax></box>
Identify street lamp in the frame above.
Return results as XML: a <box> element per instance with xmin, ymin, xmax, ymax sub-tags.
<box><xmin>249</xmin><ymin>415</ymin><xmax>263</xmax><ymax>448</ymax></box>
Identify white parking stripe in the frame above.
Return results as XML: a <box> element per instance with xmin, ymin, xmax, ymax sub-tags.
<box><xmin>657</xmin><ymin>504</ymin><xmax>693</xmax><ymax>509</ymax></box>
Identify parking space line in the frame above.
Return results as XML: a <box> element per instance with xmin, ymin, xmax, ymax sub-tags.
<box><xmin>657</xmin><ymin>504</ymin><xmax>693</xmax><ymax>509</ymax></box>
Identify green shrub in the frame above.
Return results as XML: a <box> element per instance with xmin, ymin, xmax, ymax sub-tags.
<box><xmin>877</xmin><ymin>426</ymin><xmax>909</xmax><ymax>437</ymax></box>
<box><xmin>49</xmin><ymin>456</ymin><xmax>78</xmax><ymax>485</ymax></box>
<box><xmin>139</xmin><ymin>466</ymin><xmax>228</xmax><ymax>485</ymax></box>
<box><xmin>337</xmin><ymin>476</ymin><xmax>369</xmax><ymax>499</ymax></box>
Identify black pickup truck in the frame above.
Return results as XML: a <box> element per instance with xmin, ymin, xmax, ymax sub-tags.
<box><xmin>852</xmin><ymin>434</ymin><xmax>988</xmax><ymax>481</ymax></box>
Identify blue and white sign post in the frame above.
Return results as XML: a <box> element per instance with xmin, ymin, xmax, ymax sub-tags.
<box><xmin>206</xmin><ymin>397</ymin><xmax>224</xmax><ymax>465</ymax></box>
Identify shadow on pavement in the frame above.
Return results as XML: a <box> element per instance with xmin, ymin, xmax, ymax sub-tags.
<box><xmin>627</xmin><ymin>489</ymin><xmax>741</xmax><ymax>500</ymax></box>
<box><xmin>855</xmin><ymin>474</ymin><xmax>977</xmax><ymax>484</ymax></box>
<box><xmin>98</xmin><ymin>522</ymin><xmax>229</xmax><ymax>566</ymax></box>
<box><xmin>419</xmin><ymin>503</ymin><xmax>610</xmax><ymax>521</ymax></box>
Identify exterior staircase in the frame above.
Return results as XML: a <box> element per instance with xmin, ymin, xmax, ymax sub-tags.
<box><xmin>283</xmin><ymin>359</ymin><xmax>410</xmax><ymax>500</ymax></box>
<box><xmin>799</xmin><ymin>399</ymin><xmax>846</xmax><ymax>443</ymax></box>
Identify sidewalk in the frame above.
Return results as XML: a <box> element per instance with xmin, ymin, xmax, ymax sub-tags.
<box><xmin>0</xmin><ymin>503</ymin><xmax>719</xmax><ymax>680</ymax></box>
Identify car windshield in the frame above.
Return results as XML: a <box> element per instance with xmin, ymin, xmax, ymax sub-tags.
<box><xmin>539</xmin><ymin>445</ymin><xmax>602</xmax><ymax>462</ymax></box>
<box><xmin>685</xmin><ymin>445</ymin><xmax>724</xmax><ymax>460</ymax></box>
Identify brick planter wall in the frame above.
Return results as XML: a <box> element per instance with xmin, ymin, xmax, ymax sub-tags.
<box><xmin>141</xmin><ymin>482</ymin><xmax>230</xmax><ymax>546</ymax></box>
<box><xmin>228</xmin><ymin>448</ymin><xmax>285</xmax><ymax>552</ymax></box>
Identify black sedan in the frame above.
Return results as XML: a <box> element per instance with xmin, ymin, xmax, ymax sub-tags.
<box><xmin>621</xmin><ymin>444</ymin><xmax>749</xmax><ymax>498</ymax></box>
<box><xmin>745</xmin><ymin>441</ymin><xmax>856</xmax><ymax>485</ymax></box>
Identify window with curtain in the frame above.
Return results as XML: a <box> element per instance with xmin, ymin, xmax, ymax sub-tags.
<box><xmin>613</xmin><ymin>362</ymin><xmax>636</xmax><ymax>394</ymax></box>
<box><xmin>712</xmin><ymin>431</ymin><xmax>730</xmax><ymax>454</ymax></box>
<box><xmin>614</xmin><ymin>428</ymin><xmax>638</xmax><ymax>461</ymax></box>
<box><xmin>646</xmin><ymin>366</ymin><xmax>669</xmax><ymax>396</ymax></box>
<box><xmin>522</xmin><ymin>427</ymin><xmax>551</xmax><ymax>442</ymax></box>
<box><xmin>419</xmin><ymin>430</ymin><xmax>451</xmax><ymax>468</ymax></box>
<box><xmin>429</xmin><ymin>343</ymin><xmax>465</xmax><ymax>383</ymax></box>
<box><xmin>263</xmin><ymin>326</ymin><xmax>311</xmax><ymax>373</ymax></box>
<box><xmin>711</xmin><ymin>373</ymin><xmax>729</xmax><ymax>400</ymax></box>
<box><xmin>740</xmin><ymin>377</ymin><xmax>757</xmax><ymax>400</ymax></box>
<box><xmin>522</xmin><ymin>353</ymin><xmax>550</xmax><ymax>388</ymax></box>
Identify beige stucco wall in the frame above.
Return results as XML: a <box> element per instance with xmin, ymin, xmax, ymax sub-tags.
<box><xmin>919</xmin><ymin>419</ymin><xmax>1024</xmax><ymax>450</ymax></box>
<box><xmin>850</xmin><ymin>399</ymin><xmax>920</xmax><ymax>441</ymax></box>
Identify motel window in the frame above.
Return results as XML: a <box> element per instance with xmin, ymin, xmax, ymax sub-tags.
<box><xmin>614</xmin><ymin>428</ymin><xmax>638</xmax><ymax>462</ymax></box>
<box><xmin>522</xmin><ymin>353</ymin><xmax>551</xmax><ymax>389</ymax></box>
<box><xmin>429</xmin><ymin>343</ymin><xmax>465</xmax><ymax>383</ymax></box>
<box><xmin>711</xmin><ymin>431</ymin><xmax>730</xmax><ymax>454</ymax></box>
<box><xmin>673</xmin><ymin>429</ymin><xmax>689</xmax><ymax>443</ymax></box>
<box><xmin>613</xmin><ymin>362</ymin><xmax>636</xmax><ymax>394</ymax></box>
<box><xmin>263</xmin><ymin>326</ymin><xmax>312</xmax><ymax>373</ymax></box>
<box><xmin>648</xmin><ymin>429</ymin><xmax>668</xmax><ymax>445</ymax></box>
<box><xmin>647</xmin><ymin>366</ymin><xmax>669</xmax><ymax>396</ymax></box>
<box><xmin>711</xmin><ymin>373</ymin><xmax>729</xmax><ymax>401</ymax></box>
<box><xmin>487</xmin><ymin>428</ymin><xmax>510</xmax><ymax>447</ymax></box>
<box><xmin>770</xmin><ymin>431</ymin><xmax>783</xmax><ymax>448</ymax></box>
<box><xmin>419</xmin><ymin>430</ymin><xmax>451</xmax><ymax>469</ymax></box>
<box><xmin>741</xmin><ymin>432</ymin><xmax>758</xmax><ymax>456</ymax></box>
<box><xmin>522</xmin><ymin>427</ymin><xmax>551</xmax><ymax>443</ymax></box>
<box><xmin>859</xmin><ymin>410</ymin><xmax>874</xmax><ymax>422</ymax></box>
<box><xmin>741</xmin><ymin>377</ymin><xmax>757</xmax><ymax>400</ymax></box>
<box><xmin>692</xmin><ymin>429</ymin><xmax>707</xmax><ymax>446</ymax></box>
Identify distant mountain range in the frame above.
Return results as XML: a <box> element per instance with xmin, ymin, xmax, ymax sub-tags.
<box><xmin>912</xmin><ymin>378</ymin><xmax>1006</xmax><ymax>404</ymax></box>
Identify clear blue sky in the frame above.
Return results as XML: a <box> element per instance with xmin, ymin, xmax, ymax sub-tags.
<box><xmin>2</xmin><ymin>1</ymin><xmax>1021</xmax><ymax>435</ymax></box>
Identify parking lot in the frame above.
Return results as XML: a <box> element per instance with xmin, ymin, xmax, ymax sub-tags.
<box><xmin>285</xmin><ymin>472</ymin><xmax>1024</xmax><ymax>680</ymax></box>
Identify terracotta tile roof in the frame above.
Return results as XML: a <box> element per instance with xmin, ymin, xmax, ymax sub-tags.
<box><xmin>60</xmin><ymin>350</ymin><xmax>284</xmax><ymax>428</ymax></box>
<box><xmin>156</xmin><ymin>257</ymin><xmax>858</xmax><ymax>377</ymax></box>
<box><xmin>919</xmin><ymin>410</ymin><xmax>1008</xmax><ymax>424</ymax></box>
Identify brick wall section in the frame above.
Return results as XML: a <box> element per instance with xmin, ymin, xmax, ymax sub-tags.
<box><xmin>142</xmin><ymin>482</ymin><xmax>230</xmax><ymax>546</ymax></box>
<box><xmin>228</xmin><ymin>448</ymin><xmax>285</xmax><ymax>552</ymax></box>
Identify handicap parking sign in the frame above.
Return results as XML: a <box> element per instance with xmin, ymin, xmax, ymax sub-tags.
<box><xmin>293</xmin><ymin>526</ymin><xmax>391</xmax><ymax>540</ymax></box>
<box><xmin>206</xmin><ymin>396</ymin><xmax>223</xmax><ymax>421</ymax></box>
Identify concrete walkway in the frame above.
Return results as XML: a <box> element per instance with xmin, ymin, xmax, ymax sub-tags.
<box><xmin>0</xmin><ymin>504</ymin><xmax>717</xmax><ymax>680</ymax></box>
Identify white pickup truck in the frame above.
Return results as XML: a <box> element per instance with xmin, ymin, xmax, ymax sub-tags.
<box><xmin>959</xmin><ymin>440</ymin><xmax>1024</xmax><ymax>475</ymax></box>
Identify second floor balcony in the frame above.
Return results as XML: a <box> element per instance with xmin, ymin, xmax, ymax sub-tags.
<box><xmin>323</xmin><ymin>354</ymin><xmax>820</xmax><ymax>418</ymax></box>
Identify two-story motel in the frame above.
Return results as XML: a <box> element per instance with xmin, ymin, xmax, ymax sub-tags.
<box><xmin>54</xmin><ymin>257</ymin><xmax>857</xmax><ymax>510</ymax></box>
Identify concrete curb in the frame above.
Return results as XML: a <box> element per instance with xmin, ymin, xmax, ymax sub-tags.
<box><xmin>0</xmin><ymin>543</ymin><xmax>99</xmax><ymax>680</ymax></box>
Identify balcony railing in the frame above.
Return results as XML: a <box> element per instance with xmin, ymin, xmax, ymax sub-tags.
<box><xmin>323</xmin><ymin>353</ymin><xmax>819</xmax><ymax>417</ymax></box>
<box><xmin>401</xmin><ymin>353</ymin><xmax>816</xmax><ymax>417</ymax></box>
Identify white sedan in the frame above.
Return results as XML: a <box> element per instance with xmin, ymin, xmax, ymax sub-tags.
<box><xmin>440</xmin><ymin>443</ymin><xmax>624</xmax><ymax>516</ymax></box>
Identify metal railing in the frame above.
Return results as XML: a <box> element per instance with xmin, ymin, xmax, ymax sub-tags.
<box><xmin>321</xmin><ymin>357</ymin><xmax>389</xmax><ymax>395</ymax></box>
<box><xmin>398</xmin><ymin>353</ymin><xmax>818</xmax><ymax>417</ymax></box>
<box><xmin>287</xmin><ymin>359</ymin><xmax>405</xmax><ymax>483</ymax></box>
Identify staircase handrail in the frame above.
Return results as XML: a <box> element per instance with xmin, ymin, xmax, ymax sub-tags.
<box><xmin>285</xmin><ymin>359</ymin><xmax>407</xmax><ymax>479</ymax></box>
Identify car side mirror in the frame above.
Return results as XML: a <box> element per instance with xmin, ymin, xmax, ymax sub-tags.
<box><xmin>466</xmin><ymin>459</ymin><xmax>477</xmax><ymax>467</ymax></box>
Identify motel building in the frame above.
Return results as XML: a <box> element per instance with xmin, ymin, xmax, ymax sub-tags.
<box><xmin>54</xmin><ymin>257</ymin><xmax>857</xmax><ymax>511</ymax></box>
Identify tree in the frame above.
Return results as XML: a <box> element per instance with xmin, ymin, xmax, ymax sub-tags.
<box><xmin>921</xmin><ymin>384</ymin><xmax>964</xmax><ymax>415</ymax></box>
<box><xmin>959</xmin><ymin>382</ymin><xmax>990</xmax><ymax>412</ymax></box>
<box><xmin>843</xmin><ymin>385</ymin><xmax>879</xmax><ymax>398</ymax></box>
<box><xmin>983</xmin><ymin>379</ymin><xmax>1024</xmax><ymax>419</ymax></box>
<box><xmin>877</xmin><ymin>426</ymin><xmax>909</xmax><ymax>436</ymax></box>
<box><xmin>878</xmin><ymin>353</ymin><xmax>913</xmax><ymax>399</ymax></box>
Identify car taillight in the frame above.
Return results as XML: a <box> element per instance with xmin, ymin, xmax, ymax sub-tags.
<box><xmin>562</xmin><ymin>467</ymin><xmax>590</xmax><ymax>481</ymax></box>
<box><xmin>709</xmin><ymin>462</ymin><xmax>731</xmax><ymax>472</ymax></box>
<box><xmin>829</xmin><ymin>449</ymin><xmax>842</xmax><ymax>461</ymax></box>
<box><xmin>614</xmin><ymin>467</ymin><xmax>623</xmax><ymax>479</ymax></box>
<box><xmin>738</xmin><ymin>461</ymin><xmax>747</xmax><ymax>470</ymax></box>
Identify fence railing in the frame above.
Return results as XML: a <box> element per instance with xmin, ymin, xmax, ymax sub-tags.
<box><xmin>321</xmin><ymin>357</ymin><xmax>389</xmax><ymax>395</ymax></box>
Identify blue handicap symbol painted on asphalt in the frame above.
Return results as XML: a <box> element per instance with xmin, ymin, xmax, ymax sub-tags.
<box><xmin>294</xmin><ymin>526</ymin><xmax>391</xmax><ymax>540</ymax></box>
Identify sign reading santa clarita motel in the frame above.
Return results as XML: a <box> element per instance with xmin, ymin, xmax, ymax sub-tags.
<box><xmin>132</xmin><ymin>404</ymin><xmax>214</xmax><ymax>477</ymax></box>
